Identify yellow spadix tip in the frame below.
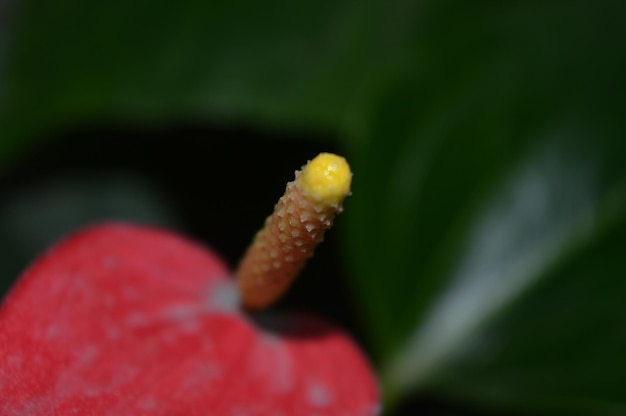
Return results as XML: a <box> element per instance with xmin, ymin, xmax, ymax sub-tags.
<box><xmin>299</xmin><ymin>153</ymin><xmax>352</xmax><ymax>206</ymax></box>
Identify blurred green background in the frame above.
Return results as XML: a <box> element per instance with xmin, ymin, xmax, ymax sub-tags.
<box><xmin>2</xmin><ymin>0</ymin><xmax>626</xmax><ymax>414</ymax></box>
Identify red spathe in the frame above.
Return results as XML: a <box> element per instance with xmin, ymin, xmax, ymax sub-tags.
<box><xmin>0</xmin><ymin>223</ymin><xmax>379</xmax><ymax>415</ymax></box>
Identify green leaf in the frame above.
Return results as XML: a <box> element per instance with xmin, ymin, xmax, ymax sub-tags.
<box><xmin>430</xmin><ymin>204</ymin><xmax>626</xmax><ymax>416</ymax></box>
<box><xmin>1</xmin><ymin>0</ymin><xmax>389</xmax><ymax>157</ymax></box>
<box><xmin>342</xmin><ymin>0</ymin><xmax>626</xmax><ymax>413</ymax></box>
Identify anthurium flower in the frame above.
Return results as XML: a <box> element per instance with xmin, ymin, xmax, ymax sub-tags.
<box><xmin>0</xmin><ymin>154</ymin><xmax>380</xmax><ymax>415</ymax></box>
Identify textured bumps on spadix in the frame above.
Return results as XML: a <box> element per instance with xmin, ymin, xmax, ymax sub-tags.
<box><xmin>236</xmin><ymin>153</ymin><xmax>352</xmax><ymax>310</ymax></box>
<box><xmin>0</xmin><ymin>223</ymin><xmax>379</xmax><ymax>415</ymax></box>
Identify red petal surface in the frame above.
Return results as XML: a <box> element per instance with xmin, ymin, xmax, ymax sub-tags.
<box><xmin>0</xmin><ymin>223</ymin><xmax>379</xmax><ymax>415</ymax></box>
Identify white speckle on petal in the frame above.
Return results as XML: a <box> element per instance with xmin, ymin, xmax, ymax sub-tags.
<box><xmin>307</xmin><ymin>380</ymin><xmax>332</xmax><ymax>408</ymax></box>
<box><xmin>103</xmin><ymin>256</ymin><xmax>119</xmax><ymax>269</ymax></box>
<box><xmin>106</xmin><ymin>326</ymin><xmax>121</xmax><ymax>340</ymax></box>
<box><xmin>207</xmin><ymin>280</ymin><xmax>240</xmax><ymax>312</ymax></box>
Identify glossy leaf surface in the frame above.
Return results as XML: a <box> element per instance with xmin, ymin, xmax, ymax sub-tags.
<box><xmin>342</xmin><ymin>3</ymin><xmax>626</xmax><ymax>413</ymax></box>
